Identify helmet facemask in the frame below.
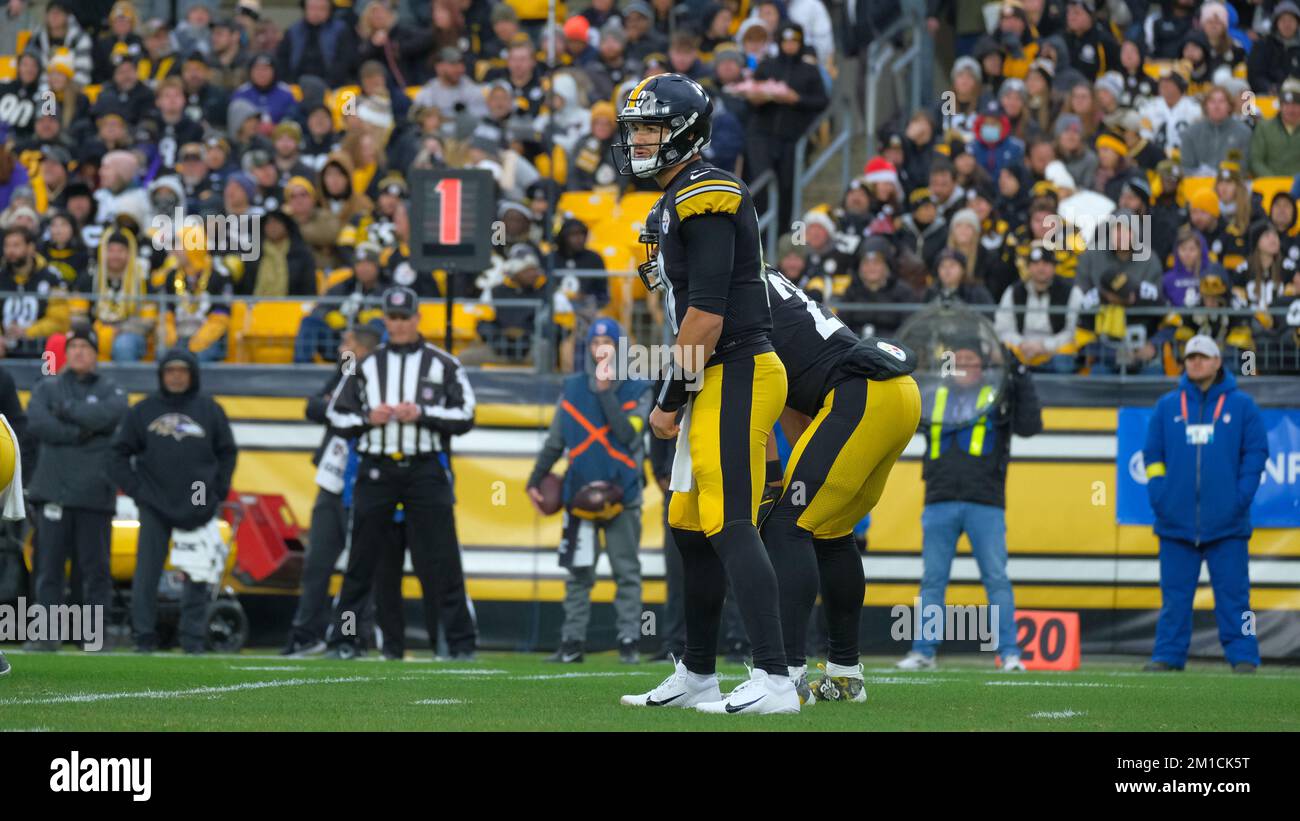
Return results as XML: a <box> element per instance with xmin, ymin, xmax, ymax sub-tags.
<box><xmin>614</xmin><ymin>104</ymin><xmax>706</xmax><ymax>178</ymax></box>
<box><xmin>637</xmin><ymin>211</ymin><xmax>665</xmax><ymax>292</ymax></box>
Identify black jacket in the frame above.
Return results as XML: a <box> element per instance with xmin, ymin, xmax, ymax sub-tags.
<box><xmin>108</xmin><ymin>349</ymin><xmax>238</xmax><ymax>529</ymax></box>
<box><xmin>308</xmin><ymin>367</ymin><xmax>351</xmax><ymax>467</ymax></box>
<box><xmin>836</xmin><ymin>276</ymin><xmax>918</xmax><ymax>338</ymax></box>
<box><xmin>921</xmin><ymin>360</ymin><xmax>1043</xmax><ymax>508</ymax></box>
<box><xmin>750</xmin><ymin>52</ymin><xmax>829</xmax><ymax>139</ymax></box>
<box><xmin>27</xmin><ymin>367</ymin><xmax>129</xmax><ymax>513</ymax></box>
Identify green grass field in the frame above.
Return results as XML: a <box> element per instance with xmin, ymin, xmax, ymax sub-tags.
<box><xmin>1</xmin><ymin>649</ymin><xmax>1297</xmax><ymax>731</ymax></box>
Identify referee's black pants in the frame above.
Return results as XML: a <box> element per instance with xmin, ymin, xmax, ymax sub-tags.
<box><xmin>330</xmin><ymin>456</ymin><xmax>473</xmax><ymax>653</ymax></box>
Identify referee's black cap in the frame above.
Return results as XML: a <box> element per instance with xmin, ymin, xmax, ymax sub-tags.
<box><xmin>382</xmin><ymin>286</ymin><xmax>419</xmax><ymax>318</ymax></box>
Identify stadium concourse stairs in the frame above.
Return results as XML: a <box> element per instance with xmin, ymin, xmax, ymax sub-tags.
<box><xmin>5</xmin><ymin>359</ymin><xmax>1299</xmax><ymax>661</ymax></box>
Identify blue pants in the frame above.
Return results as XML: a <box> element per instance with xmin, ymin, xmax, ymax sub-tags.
<box><xmin>1152</xmin><ymin>537</ymin><xmax>1260</xmax><ymax>667</ymax></box>
<box><xmin>111</xmin><ymin>332</ymin><xmax>148</xmax><ymax>362</ymax></box>
<box><xmin>294</xmin><ymin>315</ymin><xmax>339</xmax><ymax>363</ymax></box>
<box><xmin>914</xmin><ymin>501</ymin><xmax>1019</xmax><ymax>659</ymax></box>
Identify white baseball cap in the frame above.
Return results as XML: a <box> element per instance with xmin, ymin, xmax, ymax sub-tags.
<box><xmin>1184</xmin><ymin>335</ymin><xmax>1221</xmax><ymax>359</ymax></box>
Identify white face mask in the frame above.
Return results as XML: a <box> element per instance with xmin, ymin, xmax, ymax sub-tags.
<box><xmin>980</xmin><ymin>123</ymin><xmax>1002</xmax><ymax>143</ymax></box>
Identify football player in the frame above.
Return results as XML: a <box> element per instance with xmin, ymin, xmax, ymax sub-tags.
<box><xmin>613</xmin><ymin>73</ymin><xmax>796</xmax><ymax>715</ymax></box>
<box><xmin>759</xmin><ymin>269</ymin><xmax>921</xmax><ymax>704</ymax></box>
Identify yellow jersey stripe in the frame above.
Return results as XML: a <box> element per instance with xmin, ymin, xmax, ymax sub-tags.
<box><xmin>676</xmin><ymin>178</ymin><xmax>741</xmax><ymax>199</ymax></box>
<box><xmin>675</xmin><ymin>189</ymin><xmax>743</xmax><ymax>218</ymax></box>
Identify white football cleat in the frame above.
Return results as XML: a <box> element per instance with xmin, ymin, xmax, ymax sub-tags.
<box><xmin>620</xmin><ymin>657</ymin><xmax>722</xmax><ymax>707</ymax></box>
<box><xmin>1001</xmin><ymin>655</ymin><xmax>1027</xmax><ymax>672</ymax></box>
<box><xmin>695</xmin><ymin>667</ymin><xmax>800</xmax><ymax>715</ymax></box>
<box><xmin>896</xmin><ymin>651</ymin><xmax>938</xmax><ymax>671</ymax></box>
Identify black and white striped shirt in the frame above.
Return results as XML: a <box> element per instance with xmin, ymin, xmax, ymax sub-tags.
<box><xmin>326</xmin><ymin>339</ymin><xmax>476</xmax><ymax>457</ymax></box>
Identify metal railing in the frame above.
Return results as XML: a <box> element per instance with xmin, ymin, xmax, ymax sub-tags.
<box><xmin>862</xmin><ymin>7</ymin><xmax>928</xmax><ymax>155</ymax></box>
<box><xmin>750</xmin><ymin>169</ymin><xmax>780</xmax><ymax>260</ymax></box>
<box><xmin>792</xmin><ymin>104</ymin><xmax>854</xmax><ymax>223</ymax></box>
<box><xmin>12</xmin><ymin>285</ymin><xmax>1298</xmax><ymax>375</ymax></box>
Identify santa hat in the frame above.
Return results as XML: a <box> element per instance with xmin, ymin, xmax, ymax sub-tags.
<box><xmin>862</xmin><ymin>157</ymin><xmax>900</xmax><ymax>189</ymax></box>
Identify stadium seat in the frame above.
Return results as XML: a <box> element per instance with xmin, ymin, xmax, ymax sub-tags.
<box><xmin>1257</xmin><ymin>95</ymin><xmax>1278</xmax><ymax>119</ymax></box>
<box><xmin>225</xmin><ymin>301</ymin><xmax>247</xmax><ymax>363</ymax></box>
<box><xmin>557</xmin><ymin>190</ymin><xmax>617</xmax><ymax>225</ymax></box>
<box><xmin>1252</xmin><ymin>176</ymin><xmax>1294</xmax><ymax>211</ymax></box>
<box><xmin>0</xmin><ymin>56</ymin><xmax>14</xmax><ymax>82</ymax></box>
<box><xmin>242</xmin><ymin>300</ymin><xmax>312</xmax><ymax>364</ymax></box>
<box><xmin>616</xmin><ymin>191</ymin><xmax>662</xmax><ymax>230</ymax></box>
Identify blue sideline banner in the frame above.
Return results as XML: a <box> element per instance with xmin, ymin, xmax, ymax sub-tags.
<box><xmin>1116</xmin><ymin>407</ymin><xmax>1300</xmax><ymax>527</ymax></box>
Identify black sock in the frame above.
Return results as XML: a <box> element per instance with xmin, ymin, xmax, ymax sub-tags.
<box><xmin>762</xmin><ymin>506</ymin><xmax>818</xmax><ymax>669</ymax></box>
<box><xmin>815</xmin><ymin>534</ymin><xmax>865</xmax><ymax>667</ymax></box>
<box><xmin>713</xmin><ymin>522</ymin><xmax>787</xmax><ymax>676</ymax></box>
<box><xmin>675</xmin><ymin>527</ymin><xmax>724</xmax><ymax>677</ymax></box>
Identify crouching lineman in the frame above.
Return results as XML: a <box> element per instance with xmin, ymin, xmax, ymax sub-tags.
<box><xmin>613</xmin><ymin>73</ymin><xmax>795</xmax><ymax>714</ymax></box>
<box><xmin>760</xmin><ymin>269</ymin><xmax>921</xmax><ymax>704</ymax></box>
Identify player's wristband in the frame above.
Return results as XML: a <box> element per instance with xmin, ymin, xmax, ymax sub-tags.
<box><xmin>765</xmin><ymin>458</ymin><xmax>782</xmax><ymax>485</ymax></box>
<box><xmin>656</xmin><ymin>363</ymin><xmax>691</xmax><ymax>413</ymax></box>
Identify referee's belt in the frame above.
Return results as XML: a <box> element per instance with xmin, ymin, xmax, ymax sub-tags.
<box><xmin>363</xmin><ymin>452</ymin><xmax>438</xmax><ymax>467</ymax></box>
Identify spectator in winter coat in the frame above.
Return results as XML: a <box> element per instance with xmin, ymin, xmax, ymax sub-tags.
<box><xmin>1246</xmin><ymin>0</ymin><xmax>1300</xmax><ymax>95</ymax></box>
<box><xmin>970</xmin><ymin>105</ymin><xmax>1025</xmax><ymax>182</ymax></box>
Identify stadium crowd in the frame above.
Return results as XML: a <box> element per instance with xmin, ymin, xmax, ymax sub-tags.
<box><xmin>0</xmin><ymin>0</ymin><xmax>1298</xmax><ymax>374</ymax></box>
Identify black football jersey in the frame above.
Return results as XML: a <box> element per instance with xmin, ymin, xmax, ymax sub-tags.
<box><xmin>765</xmin><ymin>268</ymin><xmax>859</xmax><ymax>417</ymax></box>
<box><xmin>655</xmin><ymin>161</ymin><xmax>772</xmax><ymax>363</ymax></box>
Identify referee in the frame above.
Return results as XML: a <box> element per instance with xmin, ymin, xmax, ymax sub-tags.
<box><xmin>324</xmin><ymin>286</ymin><xmax>477</xmax><ymax>658</ymax></box>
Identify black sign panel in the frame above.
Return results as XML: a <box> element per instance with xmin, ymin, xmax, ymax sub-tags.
<box><xmin>409</xmin><ymin>169</ymin><xmax>495</xmax><ymax>271</ymax></box>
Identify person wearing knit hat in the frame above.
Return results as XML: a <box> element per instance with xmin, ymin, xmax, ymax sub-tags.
<box><xmin>1095</xmin><ymin>133</ymin><xmax>1127</xmax><ymax>159</ymax></box>
<box><xmin>1190</xmin><ymin>188</ymin><xmax>1222</xmax><ymax>222</ymax></box>
<box><xmin>952</xmin><ymin>55</ymin><xmax>983</xmax><ymax>85</ymax></box>
<box><xmin>862</xmin><ymin>156</ymin><xmax>901</xmax><ymax>192</ymax></box>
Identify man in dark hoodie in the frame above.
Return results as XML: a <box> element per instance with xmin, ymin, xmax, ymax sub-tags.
<box><xmin>26</xmin><ymin>325</ymin><xmax>128</xmax><ymax>651</ymax></box>
<box><xmin>109</xmin><ymin>348</ymin><xmax>238</xmax><ymax>653</ymax></box>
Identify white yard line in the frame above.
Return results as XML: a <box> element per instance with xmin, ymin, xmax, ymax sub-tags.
<box><xmin>985</xmin><ymin>681</ymin><xmax>1129</xmax><ymax>688</ymax></box>
<box><xmin>1030</xmin><ymin>710</ymin><xmax>1087</xmax><ymax>719</ymax></box>
<box><xmin>515</xmin><ymin>671</ymin><xmax>659</xmax><ymax>681</ymax></box>
<box><xmin>412</xmin><ymin>698</ymin><xmax>466</xmax><ymax>705</ymax></box>
<box><xmin>0</xmin><ymin>676</ymin><xmax>376</xmax><ymax>706</ymax></box>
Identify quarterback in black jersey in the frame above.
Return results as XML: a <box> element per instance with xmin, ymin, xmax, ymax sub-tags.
<box><xmin>613</xmin><ymin>73</ymin><xmax>796</xmax><ymax>715</ymax></box>
<box><xmin>761</xmin><ymin>268</ymin><xmax>921</xmax><ymax>704</ymax></box>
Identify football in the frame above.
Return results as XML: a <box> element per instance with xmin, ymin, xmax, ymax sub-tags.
<box><xmin>536</xmin><ymin>472</ymin><xmax>563</xmax><ymax>515</ymax></box>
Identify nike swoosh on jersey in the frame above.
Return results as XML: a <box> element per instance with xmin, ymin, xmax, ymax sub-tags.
<box><xmin>724</xmin><ymin>696</ymin><xmax>766</xmax><ymax>713</ymax></box>
<box><xmin>689</xmin><ymin>168</ymin><xmax>711</xmax><ymax>180</ymax></box>
<box><xmin>646</xmin><ymin>693</ymin><xmax>684</xmax><ymax>707</ymax></box>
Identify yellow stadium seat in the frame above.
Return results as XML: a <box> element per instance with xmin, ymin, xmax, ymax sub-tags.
<box><xmin>243</xmin><ymin>300</ymin><xmax>312</xmax><ymax>363</ymax></box>
<box><xmin>1178</xmin><ymin>176</ymin><xmax>1215</xmax><ymax>209</ymax></box>
<box><xmin>0</xmin><ymin>56</ymin><xmax>14</xmax><ymax>82</ymax></box>
<box><xmin>418</xmin><ymin>303</ymin><xmax>493</xmax><ymax>353</ymax></box>
<box><xmin>616</xmin><ymin>191</ymin><xmax>662</xmax><ymax>229</ymax></box>
<box><xmin>290</xmin><ymin>84</ymin><xmax>303</xmax><ymax>102</ymax></box>
<box><xmin>1256</xmin><ymin>95</ymin><xmax>1279</xmax><ymax>119</ymax></box>
<box><xmin>225</xmin><ymin>301</ymin><xmax>247</xmax><ymax>363</ymax></box>
<box><xmin>406</xmin><ymin>86</ymin><xmax>421</xmax><ymax>100</ymax></box>
<box><xmin>557</xmin><ymin>190</ymin><xmax>618</xmax><ymax>225</ymax></box>
<box><xmin>1253</xmin><ymin>176</ymin><xmax>1294</xmax><ymax>211</ymax></box>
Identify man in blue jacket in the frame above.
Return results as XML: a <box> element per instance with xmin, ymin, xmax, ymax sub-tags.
<box><xmin>526</xmin><ymin>318</ymin><xmax>652</xmax><ymax>664</ymax></box>
<box><xmin>1142</xmin><ymin>335</ymin><xmax>1269</xmax><ymax>673</ymax></box>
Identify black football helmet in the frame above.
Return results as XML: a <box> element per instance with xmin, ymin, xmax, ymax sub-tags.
<box><xmin>637</xmin><ymin>198</ymin><xmax>666</xmax><ymax>292</ymax></box>
<box><xmin>613</xmin><ymin>73</ymin><xmax>713</xmax><ymax>179</ymax></box>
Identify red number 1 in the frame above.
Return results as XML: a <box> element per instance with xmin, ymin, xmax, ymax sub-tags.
<box><xmin>435</xmin><ymin>178</ymin><xmax>462</xmax><ymax>245</ymax></box>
